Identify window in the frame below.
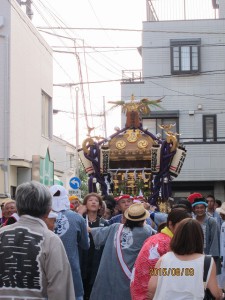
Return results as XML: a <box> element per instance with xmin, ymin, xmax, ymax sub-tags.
<box><xmin>203</xmin><ymin>115</ymin><xmax>217</xmax><ymax>142</ymax></box>
<box><xmin>170</xmin><ymin>39</ymin><xmax>201</xmax><ymax>75</ymax></box>
<box><xmin>41</xmin><ymin>91</ymin><xmax>52</xmax><ymax>139</ymax></box>
<box><xmin>143</xmin><ymin>112</ymin><xmax>179</xmax><ymax>140</ymax></box>
<box><xmin>69</xmin><ymin>154</ymin><xmax>74</xmax><ymax>168</ymax></box>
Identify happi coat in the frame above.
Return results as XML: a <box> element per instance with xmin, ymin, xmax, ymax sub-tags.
<box><xmin>0</xmin><ymin>215</ymin><xmax>75</xmax><ymax>300</ymax></box>
<box><xmin>90</xmin><ymin>223</ymin><xmax>154</xmax><ymax>300</ymax></box>
<box><xmin>54</xmin><ymin>209</ymin><xmax>89</xmax><ymax>298</ymax></box>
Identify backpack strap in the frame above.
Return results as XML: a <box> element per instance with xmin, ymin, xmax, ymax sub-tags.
<box><xmin>203</xmin><ymin>255</ymin><xmax>213</xmax><ymax>287</ymax></box>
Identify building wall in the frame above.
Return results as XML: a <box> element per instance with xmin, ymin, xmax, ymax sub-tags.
<box><xmin>0</xmin><ymin>0</ymin><xmax>53</xmax><ymax>195</ymax></box>
<box><xmin>49</xmin><ymin>136</ymin><xmax>76</xmax><ymax>188</ymax></box>
<box><xmin>9</xmin><ymin>0</ymin><xmax>53</xmax><ymax>160</ymax></box>
<box><xmin>121</xmin><ymin>17</ymin><xmax>225</xmax><ymax>198</ymax></box>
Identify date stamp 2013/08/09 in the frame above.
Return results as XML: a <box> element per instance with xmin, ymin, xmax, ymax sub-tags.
<box><xmin>149</xmin><ymin>268</ymin><xmax>194</xmax><ymax>276</ymax></box>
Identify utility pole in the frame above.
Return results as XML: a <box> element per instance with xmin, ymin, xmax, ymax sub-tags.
<box><xmin>103</xmin><ymin>96</ymin><xmax>107</xmax><ymax>138</ymax></box>
<box><xmin>17</xmin><ymin>0</ymin><xmax>33</xmax><ymax>20</ymax></box>
<box><xmin>75</xmin><ymin>87</ymin><xmax>79</xmax><ymax>177</ymax></box>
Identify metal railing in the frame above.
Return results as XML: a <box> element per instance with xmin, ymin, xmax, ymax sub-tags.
<box><xmin>121</xmin><ymin>70</ymin><xmax>143</xmax><ymax>83</ymax></box>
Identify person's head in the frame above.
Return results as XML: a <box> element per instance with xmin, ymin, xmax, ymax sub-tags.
<box><xmin>173</xmin><ymin>199</ymin><xmax>192</xmax><ymax>213</ymax></box>
<box><xmin>83</xmin><ymin>193</ymin><xmax>103</xmax><ymax>213</ymax></box>
<box><xmin>4</xmin><ymin>200</ymin><xmax>17</xmax><ymax>218</ymax></box>
<box><xmin>157</xmin><ymin>222</ymin><xmax>167</xmax><ymax>232</ymax></box>
<box><xmin>102</xmin><ymin>195</ymin><xmax>116</xmax><ymax>211</ymax></box>
<box><xmin>192</xmin><ymin>198</ymin><xmax>208</xmax><ymax>217</ymax></box>
<box><xmin>116</xmin><ymin>194</ymin><xmax>133</xmax><ymax>213</ymax></box>
<box><xmin>98</xmin><ymin>201</ymin><xmax>106</xmax><ymax>217</ymax></box>
<box><xmin>206</xmin><ymin>194</ymin><xmax>215</xmax><ymax>211</ymax></box>
<box><xmin>216</xmin><ymin>202</ymin><xmax>225</xmax><ymax>221</ymax></box>
<box><xmin>16</xmin><ymin>181</ymin><xmax>52</xmax><ymax>218</ymax></box>
<box><xmin>103</xmin><ymin>207</ymin><xmax>113</xmax><ymax>220</ymax></box>
<box><xmin>124</xmin><ymin>203</ymin><xmax>150</xmax><ymax>229</ymax></box>
<box><xmin>167</xmin><ymin>208</ymin><xmax>191</xmax><ymax>234</ymax></box>
<box><xmin>69</xmin><ymin>195</ymin><xmax>81</xmax><ymax>211</ymax></box>
<box><xmin>170</xmin><ymin>218</ymin><xmax>204</xmax><ymax>255</ymax></box>
<box><xmin>45</xmin><ymin>211</ymin><xmax>58</xmax><ymax>231</ymax></box>
<box><xmin>1</xmin><ymin>198</ymin><xmax>16</xmax><ymax>218</ymax></box>
<box><xmin>215</xmin><ymin>199</ymin><xmax>222</xmax><ymax>209</ymax></box>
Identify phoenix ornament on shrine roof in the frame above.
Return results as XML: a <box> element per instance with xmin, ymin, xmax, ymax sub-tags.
<box><xmin>108</xmin><ymin>94</ymin><xmax>163</xmax><ymax>115</ymax></box>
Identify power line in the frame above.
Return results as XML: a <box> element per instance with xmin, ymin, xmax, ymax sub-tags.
<box><xmin>38</xmin><ymin>29</ymin><xmax>127</xmax><ymax>77</ymax></box>
<box><xmin>34</xmin><ymin>0</ymin><xmax>93</xmax><ymax>130</ymax></box>
<box><xmin>53</xmin><ymin>69</ymin><xmax>225</xmax><ymax>102</ymax></box>
<box><xmin>36</xmin><ymin>26</ymin><xmax>225</xmax><ymax>35</ymax></box>
<box><xmin>51</xmin><ymin>43</ymin><xmax>225</xmax><ymax>49</ymax></box>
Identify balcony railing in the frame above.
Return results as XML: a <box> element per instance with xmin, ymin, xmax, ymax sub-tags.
<box><xmin>146</xmin><ymin>0</ymin><xmax>218</xmax><ymax>21</ymax></box>
<box><xmin>121</xmin><ymin>70</ymin><xmax>143</xmax><ymax>83</ymax></box>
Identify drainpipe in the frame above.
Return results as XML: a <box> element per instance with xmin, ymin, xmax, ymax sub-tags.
<box><xmin>0</xmin><ymin>33</ymin><xmax>10</xmax><ymax>195</ymax></box>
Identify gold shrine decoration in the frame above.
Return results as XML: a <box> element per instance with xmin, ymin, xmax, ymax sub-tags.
<box><xmin>108</xmin><ymin>94</ymin><xmax>163</xmax><ymax>115</ymax></box>
<box><xmin>157</xmin><ymin>200</ymin><xmax>171</xmax><ymax>214</ymax></box>
<box><xmin>125</xmin><ymin>129</ymin><xmax>141</xmax><ymax>143</ymax></box>
<box><xmin>110</xmin><ymin>130</ymin><xmax>155</xmax><ymax>161</ymax></box>
<box><xmin>116</xmin><ymin>140</ymin><xmax>126</xmax><ymax>149</ymax></box>
<box><xmin>112</xmin><ymin>170</ymin><xmax>152</xmax><ymax>196</ymax></box>
<box><xmin>158</xmin><ymin>124</ymin><xmax>180</xmax><ymax>152</ymax></box>
<box><xmin>82</xmin><ymin>137</ymin><xmax>94</xmax><ymax>155</ymax></box>
<box><xmin>137</xmin><ymin>139</ymin><xmax>148</xmax><ymax>149</ymax></box>
<box><xmin>82</xmin><ymin>136</ymin><xmax>105</xmax><ymax>155</ymax></box>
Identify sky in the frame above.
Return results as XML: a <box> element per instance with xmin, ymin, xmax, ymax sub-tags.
<box><xmin>30</xmin><ymin>0</ymin><xmax>216</xmax><ymax>146</ymax></box>
<box><xmin>30</xmin><ymin>0</ymin><xmax>147</xmax><ymax>146</ymax></box>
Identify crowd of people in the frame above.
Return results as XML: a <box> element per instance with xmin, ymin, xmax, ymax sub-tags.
<box><xmin>1</xmin><ymin>182</ymin><xmax>225</xmax><ymax>299</ymax></box>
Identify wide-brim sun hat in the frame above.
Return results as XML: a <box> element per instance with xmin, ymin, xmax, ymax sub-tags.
<box><xmin>124</xmin><ymin>203</ymin><xmax>150</xmax><ymax>221</ymax></box>
<box><xmin>216</xmin><ymin>202</ymin><xmax>225</xmax><ymax>215</ymax></box>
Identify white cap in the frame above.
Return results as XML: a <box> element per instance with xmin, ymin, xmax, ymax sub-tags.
<box><xmin>48</xmin><ymin>211</ymin><xmax>58</xmax><ymax>219</ymax></box>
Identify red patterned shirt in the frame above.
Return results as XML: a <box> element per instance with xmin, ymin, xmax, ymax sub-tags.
<box><xmin>130</xmin><ymin>232</ymin><xmax>172</xmax><ymax>300</ymax></box>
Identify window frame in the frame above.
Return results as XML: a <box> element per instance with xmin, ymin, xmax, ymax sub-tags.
<box><xmin>203</xmin><ymin>115</ymin><xmax>217</xmax><ymax>142</ymax></box>
<box><xmin>41</xmin><ymin>90</ymin><xmax>53</xmax><ymax>139</ymax></box>
<box><xmin>142</xmin><ymin>111</ymin><xmax>179</xmax><ymax>140</ymax></box>
<box><xmin>170</xmin><ymin>39</ymin><xmax>201</xmax><ymax>75</ymax></box>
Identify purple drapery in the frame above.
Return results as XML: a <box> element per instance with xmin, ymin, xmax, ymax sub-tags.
<box><xmin>84</xmin><ymin>142</ymin><xmax>108</xmax><ymax>195</ymax></box>
<box><xmin>149</xmin><ymin>140</ymin><xmax>176</xmax><ymax>206</ymax></box>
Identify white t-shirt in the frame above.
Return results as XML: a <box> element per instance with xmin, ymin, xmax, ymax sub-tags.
<box><xmin>153</xmin><ymin>252</ymin><xmax>212</xmax><ymax>300</ymax></box>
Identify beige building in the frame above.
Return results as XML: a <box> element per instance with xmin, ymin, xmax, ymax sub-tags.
<box><xmin>0</xmin><ymin>0</ymin><xmax>76</xmax><ymax>198</ymax></box>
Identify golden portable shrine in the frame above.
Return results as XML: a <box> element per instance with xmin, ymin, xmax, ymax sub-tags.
<box><xmin>79</xmin><ymin>95</ymin><xmax>186</xmax><ymax>210</ymax></box>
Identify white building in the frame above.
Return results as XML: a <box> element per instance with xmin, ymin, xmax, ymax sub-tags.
<box><xmin>121</xmin><ymin>0</ymin><xmax>225</xmax><ymax>200</ymax></box>
<box><xmin>0</xmin><ymin>0</ymin><xmax>76</xmax><ymax>198</ymax></box>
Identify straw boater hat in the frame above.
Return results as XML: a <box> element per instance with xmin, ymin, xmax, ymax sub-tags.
<box><xmin>216</xmin><ymin>202</ymin><xmax>225</xmax><ymax>215</ymax></box>
<box><xmin>124</xmin><ymin>203</ymin><xmax>150</xmax><ymax>221</ymax></box>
